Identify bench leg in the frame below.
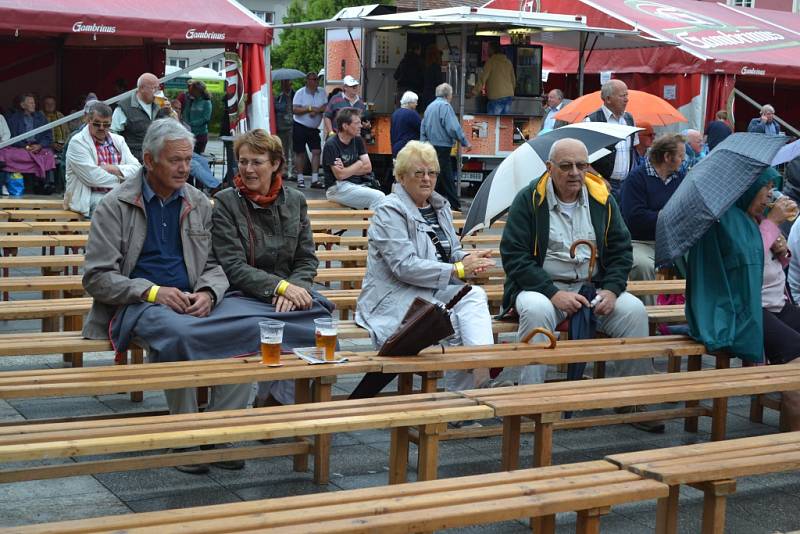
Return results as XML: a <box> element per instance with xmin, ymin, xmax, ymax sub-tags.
<box><xmin>749</xmin><ymin>394</ymin><xmax>765</xmax><ymax>424</ymax></box>
<box><xmin>575</xmin><ymin>506</ymin><xmax>610</xmax><ymax>534</ymax></box>
<box><xmin>684</xmin><ymin>354</ymin><xmax>702</xmax><ymax>432</ymax></box>
<box><xmin>531</xmin><ymin>514</ymin><xmax>556</xmax><ymax>534</ymax></box>
<box><xmin>533</xmin><ymin>413</ymin><xmax>559</xmax><ymax>468</ymax></box>
<box><xmin>710</xmin><ymin>397</ymin><xmax>728</xmax><ymax>441</ymax></box>
<box><xmin>502</xmin><ymin>415</ymin><xmax>521</xmax><ymax>471</ymax></box>
<box><xmin>293</xmin><ymin>378</ymin><xmax>312</xmax><ymax>473</ymax></box>
<box><xmin>667</xmin><ymin>355</ymin><xmax>681</xmax><ymax>374</ymax></box>
<box><xmin>417</xmin><ymin>422</ymin><xmax>444</xmax><ymax>481</ymax></box>
<box><xmin>655</xmin><ymin>485</ymin><xmax>680</xmax><ymax>534</ymax></box>
<box><xmin>398</xmin><ymin>373</ymin><xmax>414</xmax><ymax>395</ymax></box>
<box><xmin>313</xmin><ymin>377</ymin><xmax>335</xmax><ymax>485</ymax></box>
<box><xmin>698</xmin><ymin>479</ymin><xmax>736</xmax><ymax>534</ymax></box>
<box><xmin>129</xmin><ymin>347</ymin><xmax>144</xmax><ymax>402</ymax></box>
<box><xmin>592</xmin><ymin>361</ymin><xmax>606</xmax><ymax>379</ymax></box>
<box><xmin>389</xmin><ymin>426</ymin><xmax>410</xmax><ymax>484</ymax></box>
<box><xmin>419</xmin><ymin>371</ymin><xmax>442</xmax><ymax>394</ymax></box>
<box><xmin>62</xmin><ymin>314</ymin><xmax>82</xmax><ymax>367</ymax></box>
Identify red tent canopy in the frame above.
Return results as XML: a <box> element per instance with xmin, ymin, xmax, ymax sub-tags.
<box><xmin>0</xmin><ymin>0</ymin><xmax>272</xmax><ymax>45</ymax></box>
<box><xmin>487</xmin><ymin>0</ymin><xmax>800</xmax><ymax>80</ymax></box>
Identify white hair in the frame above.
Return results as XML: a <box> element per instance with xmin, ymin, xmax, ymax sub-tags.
<box><xmin>400</xmin><ymin>91</ymin><xmax>419</xmax><ymax>106</ymax></box>
<box><xmin>136</xmin><ymin>73</ymin><xmax>156</xmax><ymax>89</ymax></box>
<box><xmin>142</xmin><ymin>118</ymin><xmax>195</xmax><ymax>162</ymax></box>
<box><xmin>435</xmin><ymin>83</ymin><xmax>453</xmax><ymax>98</ymax></box>
<box><xmin>761</xmin><ymin>104</ymin><xmax>775</xmax><ymax>115</ymax></box>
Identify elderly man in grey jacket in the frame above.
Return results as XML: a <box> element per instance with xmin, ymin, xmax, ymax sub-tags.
<box><xmin>83</xmin><ymin>119</ymin><xmax>250</xmax><ymax>474</ymax></box>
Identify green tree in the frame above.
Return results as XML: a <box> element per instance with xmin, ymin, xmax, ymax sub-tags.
<box><xmin>271</xmin><ymin>0</ymin><xmax>393</xmax><ymax>82</ymax></box>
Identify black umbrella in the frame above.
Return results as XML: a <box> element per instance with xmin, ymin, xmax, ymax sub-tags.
<box><xmin>462</xmin><ymin>123</ymin><xmax>640</xmax><ymax>237</ymax></box>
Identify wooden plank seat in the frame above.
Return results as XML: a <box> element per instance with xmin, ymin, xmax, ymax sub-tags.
<box><xmin>0</xmin><ymin>460</ymin><xmax>668</xmax><ymax>534</ymax></box>
<box><xmin>0</xmin><ymin>221</ymin><xmax>91</xmax><ymax>233</ymax></box>
<box><xmin>0</xmin><ymin>198</ymin><xmax>66</xmax><ymax>209</ymax></box>
<box><xmin>0</xmin><ymin>209</ymin><xmax>83</xmax><ymax>221</ymax></box>
<box><xmin>306</xmin><ymin>198</ymin><xmax>462</xmax><ymax>217</ymax></box>
<box><xmin>463</xmin><ymin>365</ymin><xmax>800</xmax><ymax>473</ymax></box>
<box><xmin>607</xmin><ymin>431</ymin><xmax>800</xmax><ymax>534</ymax></box>
<box><xmin>0</xmin><ymin>254</ymin><xmax>85</xmax><ymax>271</ymax></box>
<box><xmin>0</xmin><ymin>391</ymin><xmax>492</xmax><ymax>486</ymax></box>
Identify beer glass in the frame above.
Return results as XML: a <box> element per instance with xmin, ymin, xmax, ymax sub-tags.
<box><xmin>769</xmin><ymin>189</ymin><xmax>799</xmax><ymax>222</ymax></box>
<box><xmin>259</xmin><ymin>320</ymin><xmax>284</xmax><ymax>366</ymax></box>
<box><xmin>314</xmin><ymin>318</ymin><xmax>338</xmax><ymax>361</ymax></box>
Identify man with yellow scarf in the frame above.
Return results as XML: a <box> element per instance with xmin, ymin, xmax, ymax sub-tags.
<box><xmin>499</xmin><ymin>138</ymin><xmax>662</xmax><ymax>433</ymax></box>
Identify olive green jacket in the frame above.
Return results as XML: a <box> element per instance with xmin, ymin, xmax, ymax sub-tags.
<box><xmin>211</xmin><ymin>185</ymin><xmax>318</xmax><ymax>300</ymax></box>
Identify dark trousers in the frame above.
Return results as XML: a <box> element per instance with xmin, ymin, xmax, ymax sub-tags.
<box><xmin>763</xmin><ymin>302</ymin><xmax>800</xmax><ymax>364</ymax></box>
<box><xmin>434</xmin><ymin>145</ymin><xmax>460</xmax><ymax>210</ymax></box>
<box><xmin>194</xmin><ymin>134</ymin><xmax>208</xmax><ymax>154</ymax></box>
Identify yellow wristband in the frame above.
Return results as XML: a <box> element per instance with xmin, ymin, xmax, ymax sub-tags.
<box><xmin>454</xmin><ymin>262</ymin><xmax>465</xmax><ymax>280</ymax></box>
<box><xmin>308</xmin><ymin>106</ymin><xmax>312</xmax><ymax>112</ymax></box>
<box><xmin>146</xmin><ymin>285</ymin><xmax>160</xmax><ymax>303</ymax></box>
<box><xmin>276</xmin><ymin>280</ymin><xmax>290</xmax><ymax>296</ymax></box>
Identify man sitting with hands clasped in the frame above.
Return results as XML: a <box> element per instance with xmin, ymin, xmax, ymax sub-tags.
<box><xmin>500</xmin><ymin>138</ymin><xmax>663</xmax><ymax>433</ymax></box>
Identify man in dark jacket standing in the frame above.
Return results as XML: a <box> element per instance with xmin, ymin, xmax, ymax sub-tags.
<box><xmin>500</xmin><ymin>138</ymin><xmax>662</xmax><ymax>432</ymax></box>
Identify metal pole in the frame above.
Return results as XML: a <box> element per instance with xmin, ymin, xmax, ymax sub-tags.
<box><xmin>457</xmin><ymin>25</ymin><xmax>468</xmax><ymax>197</ymax></box>
<box><xmin>578</xmin><ymin>32</ymin><xmax>588</xmax><ymax>96</ymax></box>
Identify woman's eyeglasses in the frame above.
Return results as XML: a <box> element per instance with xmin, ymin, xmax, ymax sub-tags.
<box><xmin>238</xmin><ymin>159</ymin><xmax>270</xmax><ymax>168</ymax></box>
<box><xmin>413</xmin><ymin>169</ymin><xmax>439</xmax><ymax>179</ymax></box>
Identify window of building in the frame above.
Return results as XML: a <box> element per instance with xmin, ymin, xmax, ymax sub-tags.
<box><xmin>209</xmin><ymin>61</ymin><xmax>221</xmax><ymax>72</ymax></box>
<box><xmin>251</xmin><ymin>10</ymin><xmax>275</xmax><ymax>23</ymax></box>
<box><xmin>729</xmin><ymin>0</ymin><xmax>754</xmax><ymax>7</ymax></box>
<box><xmin>168</xmin><ymin>58</ymin><xmax>189</xmax><ymax>69</ymax></box>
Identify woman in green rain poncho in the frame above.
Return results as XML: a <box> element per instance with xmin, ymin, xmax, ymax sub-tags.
<box><xmin>686</xmin><ymin>166</ymin><xmax>800</xmax><ymax>430</ymax></box>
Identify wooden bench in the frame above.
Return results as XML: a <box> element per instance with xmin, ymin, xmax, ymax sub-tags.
<box><xmin>463</xmin><ymin>365</ymin><xmax>800</xmax><ymax>471</ymax></box>
<box><xmin>0</xmin><ymin>460</ymin><xmax>668</xmax><ymax>534</ymax></box>
<box><xmin>0</xmin><ymin>198</ymin><xmax>65</xmax><ymax>209</ymax></box>
<box><xmin>607</xmin><ymin>431</ymin><xmax>800</xmax><ymax>534</ymax></box>
<box><xmin>0</xmin><ymin>209</ymin><xmax>83</xmax><ymax>221</ymax></box>
<box><xmin>0</xmin><ymin>221</ymin><xmax>91</xmax><ymax>233</ymax></box>
<box><xmin>0</xmin><ymin>391</ymin><xmax>491</xmax><ymax>486</ymax></box>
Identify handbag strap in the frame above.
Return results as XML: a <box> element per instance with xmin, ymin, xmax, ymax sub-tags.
<box><xmin>445</xmin><ymin>284</ymin><xmax>472</xmax><ymax>310</ymax></box>
<box><xmin>426</xmin><ymin>230</ymin><xmax>450</xmax><ymax>263</ymax></box>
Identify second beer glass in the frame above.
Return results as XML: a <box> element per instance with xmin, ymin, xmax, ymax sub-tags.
<box><xmin>259</xmin><ymin>320</ymin><xmax>284</xmax><ymax>366</ymax></box>
<box><xmin>314</xmin><ymin>318</ymin><xmax>337</xmax><ymax>361</ymax></box>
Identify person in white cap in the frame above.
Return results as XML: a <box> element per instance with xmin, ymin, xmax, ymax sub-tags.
<box><xmin>323</xmin><ymin>75</ymin><xmax>367</xmax><ymax>138</ymax></box>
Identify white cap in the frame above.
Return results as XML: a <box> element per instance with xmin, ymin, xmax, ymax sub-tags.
<box><xmin>318</xmin><ymin>68</ymin><xmax>325</xmax><ymax>78</ymax></box>
<box><xmin>343</xmin><ymin>75</ymin><xmax>360</xmax><ymax>87</ymax></box>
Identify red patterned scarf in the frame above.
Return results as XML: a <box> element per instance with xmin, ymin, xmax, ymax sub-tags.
<box><xmin>233</xmin><ymin>173</ymin><xmax>283</xmax><ymax>207</ymax></box>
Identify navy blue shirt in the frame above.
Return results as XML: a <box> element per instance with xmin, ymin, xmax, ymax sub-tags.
<box><xmin>130</xmin><ymin>177</ymin><xmax>191</xmax><ymax>291</ymax></box>
<box><xmin>621</xmin><ymin>160</ymin><xmax>685</xmax><ymax>241</ymax></box>
<box><xmin>390</xmin><ymin>107</ymin><xmax>421</xmax><ymax>157</ymax></box>
<box><xmin>705</xmin><ymin>120</ymin><xmax>732</xmax><ymax>152</ymax></box>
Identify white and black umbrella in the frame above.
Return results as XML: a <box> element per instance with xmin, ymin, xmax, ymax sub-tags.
<box><xmin>462</xmin><ymin>123</ymin><xmax>641</xmax><ymax>238</ymax></box>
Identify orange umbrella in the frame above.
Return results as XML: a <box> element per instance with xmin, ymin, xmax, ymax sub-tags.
<box><xmin>553</xmin><ymin>90</ymin><xmax>687</xmax><ymax>126</ymax></box>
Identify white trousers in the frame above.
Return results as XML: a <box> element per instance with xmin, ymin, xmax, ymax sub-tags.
<box><xmin>515</xmin><ymin>289</ymin><xmax>652</xmax><ymax>384</ymax></box>
<box><xmin>164</xmin><ymin>383</ymin><xmax>252</xmax><ymax>415</ymax></box>
<box><xmin>435</xmin><ymin>285</ymin><xmax>495</xmax><ymax>390</ymax></box>
<box><xmin>631</xmin><ymin>240</ymin><xmax>656</xmax><ymax>306</ymax></box>
<box><xmin>326</xmin><ymin>180</ymin><xmax>385</xmax><ymax>209</ymax></box>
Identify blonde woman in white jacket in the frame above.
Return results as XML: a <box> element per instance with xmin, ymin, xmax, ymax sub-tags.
<box><xmin>65</xmin><ymin>102</ymin><xmax>140</xmax><ymax>217</ymax></box>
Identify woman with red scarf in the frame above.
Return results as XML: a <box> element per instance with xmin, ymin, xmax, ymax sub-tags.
<box><xmin>212</xmin><ymin>129</ymin><xmax>334</xmax><ymax>407</ymax></box>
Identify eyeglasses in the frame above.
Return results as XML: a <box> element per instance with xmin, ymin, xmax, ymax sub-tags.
<box><xmin>238</xmin><ymin>159</ymin><xmax>270</xmax><ymax>168</ymax></box>
<box><xmin>307</xmin><ymin>76</ymin><xmax>318</xmax><ymax>80</ymax></box>
<box><xmin>555</xmin><ymin>161</ymin><xmax>589</xmax><ymax>172</ymax></box>
<box><xmin>91</xmin><ymin>121</ymin><xmax>112</xmax><ymax>130</ymax></box>
<box><xmin>413</xmin><ymin>169</ymin><xmax>439</xmax><ymax>179</ymax></box>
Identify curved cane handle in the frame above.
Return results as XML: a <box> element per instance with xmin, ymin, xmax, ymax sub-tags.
<box><xmin>520</xmin><ymin>327</ymin><xmax>557</xmax><ymax>348</ymax></box>
<box><xmin>570</xmin><ymin>239</ymin><xmax>597</xmax><ymax>284</ymax></box>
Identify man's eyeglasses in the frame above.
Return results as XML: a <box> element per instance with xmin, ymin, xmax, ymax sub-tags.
<box><xmin>555</xmin><ymin>161</ymin><xmax>589</xmax><ymax>173</ymax></box>
<box><xmin>91</xmin><ymin>121</ymin><xmax>112</xmax><ymax>130</ymax></box>
<box><xmin>413</xmin><ymin>169</ymin><xmax>439</xmax><ymax>179</ymax></box>
<box><xmin>238</xmin><ymin>159</ymin><xmax>270</xmax><ymax>168</ymax></box>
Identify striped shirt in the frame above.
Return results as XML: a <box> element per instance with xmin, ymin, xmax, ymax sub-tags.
<box><xmin>419</xmin><ymin>205</ymin><xmax>452</xmax><ymax>262</ymax></box>
<box><xmin>95</xmin><ymin>136</ymin><xmax>121</xmax><ymax>166</ymax></box>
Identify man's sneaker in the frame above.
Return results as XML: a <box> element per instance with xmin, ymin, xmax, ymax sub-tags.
<box><xmin>310</xmin><ymin>181</ymin><xmax>325</xmax><ymax>189</ymax></box>
<box><xmin>613</xmin><ymin>405</ymin><xmax>666</xmax><ymax>433</ymax></box>
<box><xmin>170</xmin><ymin>447</ymin><xmax>210</xmax><ymax>474</ymax></box>
<box><xmin>448</xmin><ymin>420</ymin><xmax>483</xmax><ymax>430</ymax></box>
<box><xmin>201</xmin><ymin>443</ymin><xmax>246</xmax><ymax>470</ymax></box>
<box><xmin>297</xmin><ymin>178</ymin><xmax>306</xmax><ymax>189</ymax></box>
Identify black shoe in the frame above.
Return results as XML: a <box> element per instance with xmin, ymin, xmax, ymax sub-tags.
<box><xmin>310</xmin><ymin>181</ymin><xmax>326</xmax><ymax>189</ymax></box>
<box><xmin>170</xmin><ymin>447</ymin><xmax>210</xmax><ymax>474</ymax></box>
<box><xmin>202</xmin><ymin>443</ymin><xmax>246</xmax><ymax>470</ymax></box>
<box><xmin>614</xmin><ymin>405</ymin><xmax>666</xmax><ymax>434</ymax></box>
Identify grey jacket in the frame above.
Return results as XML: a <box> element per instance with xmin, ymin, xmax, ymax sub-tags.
<box><xmin>211</xmin><ymin>185</ymin><xmax>318</xmax><ymax>299</ymax></box>
<box><xmin>82</xmin><ymin>171</ymin><xmax>229</xmax><ymax>339</ymax></box>
<box><xmin>355</xmin><ymin>185</ymin><xmax>467</xmax><ymax>346</ymax></box>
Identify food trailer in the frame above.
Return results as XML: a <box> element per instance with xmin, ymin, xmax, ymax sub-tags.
<box><xmin>278</xmin><ymin>5</ymin><xmax>672</xmax><ymax>192</ymax></box>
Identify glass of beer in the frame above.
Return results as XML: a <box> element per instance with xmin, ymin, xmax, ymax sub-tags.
<box><xmin>314</xmin><ymin>318</ymin><xmax>338</xmax><ymax>361</ymax></box>
<box><xmin>769</xmin><ymin>189</ymin><xmax>799</xmax><ymax>222</ymax></box>
<box><xmin>259</xmin><ymin>320</ymin><xmax>284</xmax><ymax>366</ymax></box>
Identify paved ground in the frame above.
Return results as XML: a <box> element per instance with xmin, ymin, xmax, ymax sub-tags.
<box><xmin>2</xmin><ymin>138</ymin><xmax>800</xmax><ymax>531</ymax></box>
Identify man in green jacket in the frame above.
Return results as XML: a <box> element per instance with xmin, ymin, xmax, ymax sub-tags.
<box><xmin>500</xmin><ymin>138</ymin><xmax>662</xmax><ymax>433</ymax></box>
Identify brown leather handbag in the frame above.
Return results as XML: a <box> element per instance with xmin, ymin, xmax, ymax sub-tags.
<box><xmin>377</xmin><ymin>285</ymin><xmax>473</xmax><ymax>357</ymax></box>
